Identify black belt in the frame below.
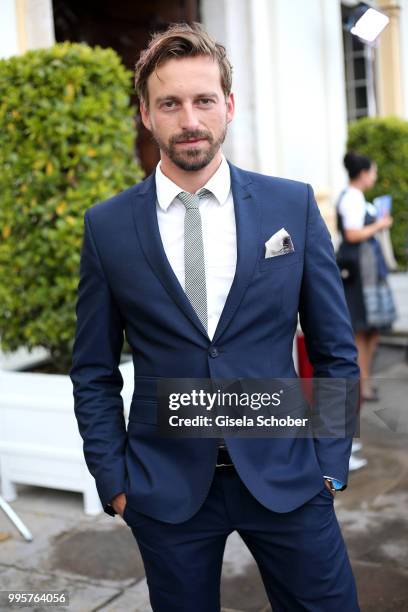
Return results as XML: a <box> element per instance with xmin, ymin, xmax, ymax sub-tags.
<box><xmin>216</xmin><ymin>446</ymin><xmax>234</xmax><ymax>468</ymax></box>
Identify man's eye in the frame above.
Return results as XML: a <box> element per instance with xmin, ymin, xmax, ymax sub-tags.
<box><xmin>199</xmin><ymin>98</ymin><xmax>213</xmax><ymax>105</ymax></box>
<box><xmin>163</xmin><ymin>101</ymin><xmax>176</xmax><ymax>108</ymax></box>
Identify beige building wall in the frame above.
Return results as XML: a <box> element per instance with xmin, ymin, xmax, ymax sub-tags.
<box><xmin>0</xmin><ymin>0</ymin><xmax>54</xmax><ymax>59</ymax></box>
<box><xmin>376</xmin><ymin>0</ymin><xmax>404</xmax><ymax>117</ymax></box>
<box><xmin>398</xmin><ymin>0</ymin><xmax>408</xmax><ymax>119</ymax></box>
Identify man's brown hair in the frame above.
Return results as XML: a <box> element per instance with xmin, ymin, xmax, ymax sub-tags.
<box><xmin>135</xmin><ymin>22</ymin><xmax>233</xmax><ymax>110</ymax></box>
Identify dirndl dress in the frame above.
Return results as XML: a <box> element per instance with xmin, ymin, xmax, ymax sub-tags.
<box><xmin>335</xmin><ymin>193</ymin><xmax>397</xmax><ymax>333</ymax></box>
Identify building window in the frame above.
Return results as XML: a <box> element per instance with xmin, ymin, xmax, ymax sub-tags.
<box><xmin>342</xmin><ymin>3</ymin><xmax>378</xmax><ymax>122</ymax></box>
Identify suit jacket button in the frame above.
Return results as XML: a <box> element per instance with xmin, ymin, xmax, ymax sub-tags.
<box><xmin>209</xmin><ymin>347</ymin><xmax>219</xmax><ymax>358</ymax></box>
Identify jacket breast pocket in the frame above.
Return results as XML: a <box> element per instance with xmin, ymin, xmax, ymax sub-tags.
<box><xmin>259</xmin><ymin>251</ymin><xmax>302</xmax><ymax>272</ymax></box>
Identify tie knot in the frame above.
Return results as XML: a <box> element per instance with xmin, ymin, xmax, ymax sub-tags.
<box><xmin>178</xmin><ymin>188</ymin><xmax>211</xmax><ymax>210</ymax></box>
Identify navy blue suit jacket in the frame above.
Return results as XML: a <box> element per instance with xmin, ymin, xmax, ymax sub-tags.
<box><xmin>70</xmin><ymin>160</ymin><xmax>360</xmax><ymax>522</ymax></box>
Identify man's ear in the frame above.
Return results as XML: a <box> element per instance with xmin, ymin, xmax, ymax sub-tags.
<box><xmin>140</xmin><ymin>98</ymin><xmax>151</xmax><ymax>131</ymax></box>
<box><xmin>226</xmin><ymin>92</ymin><xmax>235</xmax><ymax>125</ymax></box>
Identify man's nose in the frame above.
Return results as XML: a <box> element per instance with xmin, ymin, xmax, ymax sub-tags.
<box><xmin>179</xmin><ymin>103</ymin><xmax>201</xmax><ymax>131</ymax></box>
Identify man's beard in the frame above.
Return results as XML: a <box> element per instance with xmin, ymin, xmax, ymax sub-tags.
<box><xmin>151</xmin><ymin>122</ymin><xmax>228</xmax><ymax>171</ymax></box>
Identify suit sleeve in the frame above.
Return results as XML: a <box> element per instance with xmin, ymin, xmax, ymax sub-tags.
<box><xmin>70</xmin><ymin>209</ymin><xmax>127</xmax><ymax>516</ymax></box>
<box><xmin>299</xmin><ymin>184</ymin><xmax>360</xmax><ymax>486</ymax></box>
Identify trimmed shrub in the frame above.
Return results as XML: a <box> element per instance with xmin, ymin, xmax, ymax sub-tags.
<box><xmin>347</xmin><ymin>116</ymin><xmax>408</xmax><ymax>267</ymax></box>
<box><xmin>0</xmin><ymin>42</ymin><xmax>143</xmax><ymax>372</ymax></box>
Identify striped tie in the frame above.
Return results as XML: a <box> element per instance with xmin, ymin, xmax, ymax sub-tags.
<box><xmin>177</xmin><ymin>188</ymin><xmax>210</xmax><ymax>332</ymax></box>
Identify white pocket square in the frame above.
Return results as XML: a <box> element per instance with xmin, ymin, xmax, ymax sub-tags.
<box><xmin>265</xmin><ymin>228</ymin><xmax>294</xmax><ymax>258</ymax></box>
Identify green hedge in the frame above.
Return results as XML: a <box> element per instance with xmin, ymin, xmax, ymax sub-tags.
<box><xmin>0</xmin><ymin>42</ymin><xmax>143</xmax><ymax>372</ymax></box>
<box><xmin>347</xmin><ymin>116</ymin><xmax>408</xmax><ymax>267</ymax></box>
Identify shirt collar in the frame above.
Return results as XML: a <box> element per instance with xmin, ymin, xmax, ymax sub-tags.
<box><xmin>155</xmin><ymin>152</ymin><xmax>231</xmax><ymax>212</ymax></box>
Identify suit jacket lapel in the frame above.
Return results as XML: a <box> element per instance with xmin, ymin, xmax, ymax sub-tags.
<box><xmin>131</xmin><ymin>172</ymin><xmax>210</xmax><ymax>338</ymax></box>
<box><xmin>211</xmin><ymin>162</ymin><xmax>261</xmax><ymax>344</ymax></box>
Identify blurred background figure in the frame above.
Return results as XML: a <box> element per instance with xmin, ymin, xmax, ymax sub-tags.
<box><xmin>335</xmin><ymin>151</ymin><xmax>397</xmax><ymax>470</ymax></box>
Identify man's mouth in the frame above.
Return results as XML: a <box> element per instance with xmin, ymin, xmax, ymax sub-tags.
<box><xmin>176</xmin><ymin>138</ymin><xmax>207</xmax><ymax>145</ymax></box>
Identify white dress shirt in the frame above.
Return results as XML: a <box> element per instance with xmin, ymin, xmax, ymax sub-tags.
<box><xmin>155</xmin><ymin>152</ymin><xmax>237</xmax><ymax>340</ymax></box>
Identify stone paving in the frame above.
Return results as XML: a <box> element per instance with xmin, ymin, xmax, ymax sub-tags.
<box><xmin>0</xmin><ymin>351</ymin><xmax>407</xmax><ymax>611</ymax></box>
<box><xmin>388</xmin><ymin>272</ymin><xmax>408</xmax><ymax>334</ymax></box>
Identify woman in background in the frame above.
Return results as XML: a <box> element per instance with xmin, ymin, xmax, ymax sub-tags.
<box><xmin>336</xmin><ymin>151</ymin><xmax>396</xmax><ymax>469</ymax></box>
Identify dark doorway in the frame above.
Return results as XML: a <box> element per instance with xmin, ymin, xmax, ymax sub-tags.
<box><xmin>52</xmin><ymin>0</ymin><xmax>200</xmax><ymax>175</ymax></box>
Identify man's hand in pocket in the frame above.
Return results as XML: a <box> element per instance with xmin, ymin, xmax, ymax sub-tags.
<box><xmin>111</xmin><ymin>492</ymin><xmax>127</xmax><ymax>517</ymax></box>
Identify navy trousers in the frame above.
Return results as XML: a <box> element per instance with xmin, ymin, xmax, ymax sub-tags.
<box><xmin>123</xmin><ymin>465</ymin><xmax>360</xmax><ymax>612</ymax></box>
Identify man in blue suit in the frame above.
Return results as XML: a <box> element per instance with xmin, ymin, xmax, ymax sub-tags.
<box><xmin>70</xmin><ymin>22</ymin><xmax>360</xmax><ymax>612</ymax></box>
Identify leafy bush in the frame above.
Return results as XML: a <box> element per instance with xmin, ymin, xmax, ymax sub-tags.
<box><xmin>347</xmin><ymin>116</ymin><xmax>408</xmax><ymax>267</ymax></box>
<box><xmin>0</xmin><ymin>42</ymin><xmax>143</xmax><ymax>372</ymax></box>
